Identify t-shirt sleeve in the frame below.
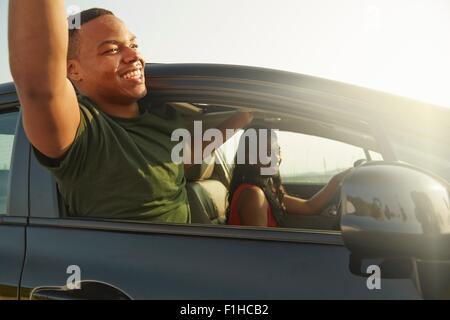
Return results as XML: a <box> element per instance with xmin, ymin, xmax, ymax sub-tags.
<box><xmin>32</xmin><ymin>103</ymin><xmax>98</xmax><ymax>184</ymax></box>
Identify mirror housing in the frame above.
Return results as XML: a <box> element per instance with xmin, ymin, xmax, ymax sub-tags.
<box><xmin>340</xmin><ymin>162</ymin><xmax>450</xmax><ymax>261</ymax></box>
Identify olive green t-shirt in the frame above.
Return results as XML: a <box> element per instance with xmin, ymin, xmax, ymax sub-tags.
<box><xmin>34</xmin><ymin>96</ymin><xmax>190</xmax><ymax>223</ymax></box>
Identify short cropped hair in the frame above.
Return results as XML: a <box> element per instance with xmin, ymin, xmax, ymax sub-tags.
<box><xmin>68</xmin><ymin>8</ymin><xmax>114</xmax><ymax>59</ymax></box>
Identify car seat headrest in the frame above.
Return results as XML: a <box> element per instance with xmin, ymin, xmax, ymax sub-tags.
<box><xmin>184</xmin><ymin>155</ymin><xmax>216</xmax><ymax>181</ymax></box>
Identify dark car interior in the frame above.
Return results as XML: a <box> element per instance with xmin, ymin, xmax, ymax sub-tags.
<box><xmin>172</xmin><ymin>101</ymin><xmax>380</xmax><ymax>231</ymax></box>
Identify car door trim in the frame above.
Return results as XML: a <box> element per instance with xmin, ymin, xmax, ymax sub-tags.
<box><xmin>28</xmin><ymin>217</ymin><xmax>344</xmax><ymax>246</ymax></box>
<box><xmin>0</xmin><ymin>216</ymin><xmax>28</xmax><ymax>226</ymax></box>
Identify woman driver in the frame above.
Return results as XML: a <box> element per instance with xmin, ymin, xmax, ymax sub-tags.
<box><xmin>227</xmin><ymin>127</ymin><xmax>352</xmax><ymax>227</ymax></box>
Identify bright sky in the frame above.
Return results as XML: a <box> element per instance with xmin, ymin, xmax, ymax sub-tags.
<box><xmin>1</xmin><ymin>0</ymin><xmax>450</xmax><ymax>109</ymax></box>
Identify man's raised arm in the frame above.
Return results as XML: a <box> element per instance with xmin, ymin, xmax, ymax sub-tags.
<box><xmin>9</xmin><ymin>0</ymin><xmax>80</xmax><ymax>159</ymax></box>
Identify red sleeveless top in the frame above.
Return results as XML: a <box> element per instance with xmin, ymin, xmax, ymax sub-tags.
<box><xmin>228</xmin><ymin>183</ymin><xmax>278</xmax><ymax>227</ymax></box>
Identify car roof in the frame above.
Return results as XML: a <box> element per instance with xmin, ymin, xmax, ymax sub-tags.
<box><xmin>2</xmin><ymin>62</ymin><xmax>448</xmax><ymax>144</ymax></box>
<box><xmin>2</xmin><ymin>62</ymin><xmax>448</xmax><ymax>111</ymax></box>
<box><xmin>146</xmin><ymin>63</ymin><xmax>448</xmax><ymax>110</ymax></box>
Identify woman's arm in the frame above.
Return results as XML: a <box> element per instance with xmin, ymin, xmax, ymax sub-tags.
<box><xmin>283</xmin><ymin>168</ymin><xmax>352</xmax><ymax>215</ymax></box>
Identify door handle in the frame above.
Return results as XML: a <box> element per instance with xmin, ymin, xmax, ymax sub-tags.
<box><xmin>30</xmin><ymin>280</ymin><xmax>132</xmax><ymax>300</ymax></box>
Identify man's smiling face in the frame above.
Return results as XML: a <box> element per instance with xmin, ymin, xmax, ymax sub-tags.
<box><xmin>68</xmin><ymin>14</ymin><xmax>147</xmax><ymax>105</ymax></box>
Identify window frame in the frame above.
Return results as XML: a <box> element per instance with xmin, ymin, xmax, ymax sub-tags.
<box><xmin>25</xmin><ymin>64</ymin><xmax>394</xmax><ymax>244</ymax></box>
<box><xmin>0</xmin><ymin>107</ymin><xmax>27</xmax><ymax>218</ymax></box>
<box><xmin>28</xmin><ymin>113</ymin><xmax>376</xmax><ymax>241</ymax></box>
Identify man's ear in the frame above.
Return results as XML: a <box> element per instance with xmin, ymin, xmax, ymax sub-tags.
<box><xmin>67</xmin><ymin>60</ymin><xmax>82</xmax><ymax>82</ymax></box>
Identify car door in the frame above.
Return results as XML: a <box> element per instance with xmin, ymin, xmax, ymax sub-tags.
<box><xmin>0</xmin><ymin>97</ymin><xmax>28</xmax><ymax>300</ymax></box>
<box><xmin>21</xmin><ymin>193</ymin><xmax>421</xmax><ymax>300</ymax></box>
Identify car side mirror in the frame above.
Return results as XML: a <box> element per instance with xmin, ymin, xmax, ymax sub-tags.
<box><xmin>340</xmin><ymin>162</ymin><xmax>450</xmax><ymax>261</ymax></box>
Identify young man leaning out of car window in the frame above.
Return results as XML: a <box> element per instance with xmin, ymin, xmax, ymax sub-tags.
<box><xmin>9</xmin><ymin>1</ymin><xmax>253</xmax><ymax>223</ymax></box>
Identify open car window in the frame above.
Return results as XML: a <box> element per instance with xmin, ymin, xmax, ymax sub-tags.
<box><xmin>217</xmin><ymin>129</ymin><xmax>383</xmax><ymax>184</ymax></box>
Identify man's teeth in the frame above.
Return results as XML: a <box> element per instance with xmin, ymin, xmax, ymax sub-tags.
<box><xmin>122</xmin><ymin>69</ymin><xmax>143</xmax><ymax>80</ymax></box>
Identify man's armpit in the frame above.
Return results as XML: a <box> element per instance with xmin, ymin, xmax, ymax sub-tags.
<box><xmin>32</xmin><ymin>106</ymin><xmax>88</xmax><ymax>171</ymax></box>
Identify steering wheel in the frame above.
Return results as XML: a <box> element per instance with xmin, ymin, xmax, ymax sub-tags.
<box><xmin>321</xmin><ymin>159</ymin><xmax>367</xmax><ymax>229</ymax></box>
<box><xmin>320</xmin><ymin>186</ymin><xmax>342</xmax><ymax>230</ymax></box>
